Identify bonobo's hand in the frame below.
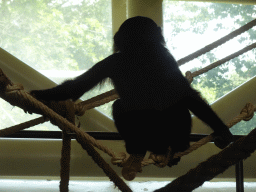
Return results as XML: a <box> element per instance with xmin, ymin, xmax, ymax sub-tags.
<box><xmin>213</xmin><ymin>128</ymin><xmax>234</xmax><ymax>149</ymax></box>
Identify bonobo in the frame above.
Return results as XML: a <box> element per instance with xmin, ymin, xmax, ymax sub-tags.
<box><xmin>31</xmin><ymin>16</ymin><xmax>233</xmax><ymax>170</ymax></box>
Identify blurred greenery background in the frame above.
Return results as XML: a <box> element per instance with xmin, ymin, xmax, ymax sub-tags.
<box><xmin>0</xmin><ymin>0</ymin><xmax>256</xmax><ymax>134</ymax></box>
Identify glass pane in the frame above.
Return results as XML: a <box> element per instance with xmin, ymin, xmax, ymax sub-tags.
<box><xmin>0</xmin><ymin>98</ymin><xmax>59</xmax><ymax>131</ymax></box>
<box><xmin>0</xmin><ymin>0</ymin><xmax>113</xmax><ymax>131</ymax></box>
<box><xmin>163</xmin><ymin>1</ymin><xmax>256</xmax><ymax>135</ymax></box>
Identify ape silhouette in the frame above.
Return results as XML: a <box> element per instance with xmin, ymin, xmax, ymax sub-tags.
<box><xmin>31</xmin><ymin>16</ymin><xmax>233</xmax><ymax>164</ymax></box>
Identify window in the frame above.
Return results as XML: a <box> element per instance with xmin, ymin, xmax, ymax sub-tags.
<box><xmin>1</xmin><ymin>1</ymin><xmax>255</xmax><ymax>134</ymax></box>
<box><xmin>163</xmin><ymin>1</ymin><xmax>256</xmax><ymax>135</ymax></box>
<box><xmin>0</xmin><ymin>0</ymin><xmax>113</xmax><ymax>130</ymax></box>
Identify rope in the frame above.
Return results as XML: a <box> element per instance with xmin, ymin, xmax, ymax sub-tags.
<box><xmin>174</xmin><ymin>103</ymin><xmax>255</xmax><ymax>158</ymax></box>
<box><xmin>60</xmin><ymin>132</ymin><xmax>71</xmax><ymax>192</ymax></box>
<box><xmin>0</xmin><ymin>15</ymin><xmax>255</xmax><ymax>192</ymax></box>
<box><xmin>0</xmin><ymin>69</ymin><xmax>132</xmax><ymax>192</ymax></box>
<box><xmin>1</xmin><ymin>81</ymin><xmax>255</xmax><ymax>191</ymax></box>
<box><xmin>72</xmin><ymin>42</ymin><xmax>256</xmax><ymax>118</ymax></box>
<box><xmin>192</xmin><ymin>42</ymin><xmax>256</xmax><ymax>78</ymax></box>
<box><xmin>57</xmin><ymin>100</ymin><xmax>75</xmax><ymax>192</ymax></box>
<box><xmin>155</xmin><ymin>125</ymin><xmax>256</xmax><ymax>192</ymax></box>
<box><xmin>177</xmin><ymin>18</ymin><xmax>256</xmax><ymax>66</ymax></box>
<box><xmin>1</xmin><ymin>37</ymin><xmax>255</xmax><ymax>170</ymax></box>
<box><xmin>1</xmin><ymin>19</ymin><xmax>256</xmax><ymax>184</ymax></box>
<box><xmin>1</xmin><ymin>89</ymin><xmax>117</xmax><ymax>158</ymax></box>
<box><xmin>0</xmin><ymin>116</ymin><xmax>48</xmax><ymax>137</ymax></box>
<box><xmin>68</xmin><ymin>19</ymin><xmax>256</xmax><ymax>119</ymax></box>
<box><xmin>1</xmin><ymin>69</ymin><xmax>255</xmax><ymax>170</ymax></box>
<box><xmin>185</xmin><ymin>42</ymin><xmax>256</xmax><ymax>82</ymax></box>
<box><xmin>75</xmin><ymin>89</ymin><xmax>119</xmax><ymax>116</ymax></box>
<box><xmin>141</xmin><ymin>102</ymin><xmax>255</xmax><ymax>167</ymax></box>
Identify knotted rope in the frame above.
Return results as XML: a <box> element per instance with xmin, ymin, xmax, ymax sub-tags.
<box><xmin>1</xmin><ymin>36</ymin><xmax>256</xmax><ymax>173</ymax></box>
<box><xmin>0</xmin><ymin>69</ymin><xmax>132</xmax><ymax>192</ymax></box>
<box><xmin>155</xmin><ymin>123</ymin><xmax>256</xmax><ymax>192</ymax></box>
<box><xmin>141</xmin><ymin>102</ymin><xmax>256</xmax><ymax>168</ymax></box>
<box><xmin>75</xmin><ymin>89</ymin><xmax>119</xmax><ymax>116</ymax></box>
<box><xmin>74</xmin><ymin>40</ymin><xmax>256</xmax><ymax>118</ymax></box>
<box><xmin>1</xmin><ymin>18</ymin><xmax>256</xmax><ymax>189</ymax></box>
<box><xmin>1</xmin><ymin>69</ymin><xmax>255</xmax><ymax>170</ymax></box>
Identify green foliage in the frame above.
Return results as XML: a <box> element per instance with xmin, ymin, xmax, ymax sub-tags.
<box><xmin>0</xmin><ymin>0</ymin><xmax>112</xmax><ymax>71</ymax></box>
<box><xmin>1</xmin><ymin>1</ymin><xmax>256</xmax><ymax>134</ymax></box>
<box><xmin>164</xmin><ymin>1</ymin><xmax>256</xmax><ymax>135</ymax></box>
<box><xmin>191</xmin><ymin>83</ymin><xmax>217</xmax><ymax>104</ymax></box>
<box><xmin>0</xmin><ymin>0</ymin><xmax>113</xmax><ymax>128</ymax></box>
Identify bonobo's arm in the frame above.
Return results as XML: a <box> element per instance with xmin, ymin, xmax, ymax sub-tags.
<box><xmin>30</xmin><ymin>54</ymin><xmax>115</xmax><ymax>102</ymax></box>
<box><xmin>184</xmin><ymin>91</ymin><xmax>233</xmax><ymax>149</ymax></box>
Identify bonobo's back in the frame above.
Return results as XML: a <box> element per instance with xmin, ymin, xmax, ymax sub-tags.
<box><xmin>110</xmin><ymin>16</ymin><xmax>196</xmax><ymax>110</ymax></box>
<box><xmin>110</xmin><ymin>47</ymin><xmax>192</xmax><ymax>111</ymax></box>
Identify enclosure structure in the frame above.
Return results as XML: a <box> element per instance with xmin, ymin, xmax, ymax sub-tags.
<box><xmin>1</xmin><ymin>0</ymin><xmax>256</xmax><ymax>192</ymax></box>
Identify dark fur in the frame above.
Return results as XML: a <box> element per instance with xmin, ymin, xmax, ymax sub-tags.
<box><xmin>31</xmin><ymin>16</ymin><xmax>233</xmax><ymax>156</ymax></box>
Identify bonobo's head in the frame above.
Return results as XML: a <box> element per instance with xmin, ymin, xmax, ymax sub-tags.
<box><xmin>113</xmin><ymin>16</ymin><xmax>166</xmax><ymax>52</ymax></box>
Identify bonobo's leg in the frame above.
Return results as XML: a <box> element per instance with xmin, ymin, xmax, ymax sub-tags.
<box><xmin>112</xmin><ymin>99</ymin><xmax>148</xmax><ymax>154</ymax></box>
<box><xmin>112</xmin><ymin>99</ymin><xmax>147</xmax><ymax>180</ymax></box>
<box><xmin>113</xmin><ymin>100</ymin><xmax>192</xmax><ymax>155</ymax></box>
<box><xmin>158</xmin><ymin>105</ymin><xmax>192</xmax><ymax>166</ymax></box>
<box><xmin>165</xmin><ymin>106</ymin><xmax>192</xmax><ymax>153</ymax></box>
<box><xmin>121</xmin><ymin>153</ymin><xmax>145</xmax><ymax>181</ymax></box>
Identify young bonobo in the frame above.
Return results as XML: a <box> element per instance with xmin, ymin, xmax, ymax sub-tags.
<box><xmin>31</xmin><ymin>16</ymin><xmax>233</xmax><ymax>178</ymax></box>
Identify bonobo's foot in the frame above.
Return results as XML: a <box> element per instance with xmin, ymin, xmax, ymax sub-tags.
<box><xmin>151</xmin><ymin>147</ymin><xmax>181</xmax><ymax>168</ymax></box>
<box><xmin>165</xmin><ymin>149</ymin><xmax>181</xmax><ymax>167</ymax></box>
<box><xmin>167</xmin><ymin>157</ymin><xmax>181</xmax><ymax>167</ymax></box>
<box><xmin>122</xmin><ymin>153</ymin><xmax>145</xmax><ymax>181</ymax></box>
